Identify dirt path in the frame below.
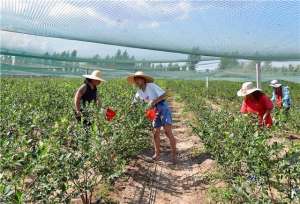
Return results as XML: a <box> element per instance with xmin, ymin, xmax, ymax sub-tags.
<box><xmin>110</xmin><ymin>97</ymin><xmax>217</xmax><ymax>204</ymax></box>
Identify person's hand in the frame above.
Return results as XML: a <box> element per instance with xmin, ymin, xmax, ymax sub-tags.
<box><xmin>100</xmin><ymin>108</ymin><xmax>107</xmax><ymax>116</ymax></box>
<box><xmin>75</xmin><ymin>111</ymin><xmax>82</xmax><ymax>120</ymax></box>
<box><xmin>147</xmin><ymin>100</ymin><xmax>155</xmax><ymax>108</ymax></box>
<box><xmin>263</xmin><ymin>113</ymin><xmax>267</xmax><ymax>122</ymax></box>
<box><xmin>75</xmin><ymin>110</ymin><xmax>81</xmax><ymax>116</ymax></box>
<box><xmin>263</xmin><ymin>110</ymin><xmax>271</xmax><ymax>122</ymax></box>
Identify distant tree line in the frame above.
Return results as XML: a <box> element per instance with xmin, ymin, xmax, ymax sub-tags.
<box><xmin>0</xmin><ymin>49</ymin><xmax>78</xmax><ymax>67</ymax></box>
<box><xmin>2</xmin><ymin>49</ymin><xmax>299</xmax><ymax>73</ymax></box>
<box><xmin>45</xmin><ymin>49</ymin><xmax>78</xmax><ymax>59</ymax></box>
<box><xmin>135</xmin><ymin>62</ymin><xmax>186</xmax><ymax>71</ymax></box>
<box><xmin>0</xmin><ymin>49</ymin><xmax>136</xmax><ymax>68</ymax></box>
<box><xmin>218</xmin><ymin>57</ymin><xmax>300</xmax><ymax>72</ymax></box>
<box><xmin>0</xmin><ymin>47</ymin><xmax>204</xmax><ymax>72</ymax></box>
<box><xmin>92</xmin><ymin>49</ymin><xmax>135</xmax><ymax>62</ymax></box>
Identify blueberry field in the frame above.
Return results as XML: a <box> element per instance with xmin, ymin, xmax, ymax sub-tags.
<box><xmin>0</xmin><ymin>77</ymin><xmax>299</xmax><ymax>203</ymax></box>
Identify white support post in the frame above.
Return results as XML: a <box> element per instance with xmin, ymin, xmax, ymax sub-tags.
<box><xmin>206</xmin><ymin>76</ymin><xmax>209</xmax><ymax>88</ymax></box>
<box><xmin>256</xmin><ymin>61</ymin><xmax>261</xmax><ymax>89</ymax></box>
<box><xmin>12</xmin><ymin>56</ymin><xmax>15</xmax><ymax>66</ymax></box>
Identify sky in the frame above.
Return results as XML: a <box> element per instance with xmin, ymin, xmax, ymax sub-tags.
<box><xmin>0</xmin><ymin>31</ymin><xmax>187</xmax><ymax>60</ymax></box>
<box><xmin>0</xmin><ymin>0</ymin><xmax>300</xmax><ymax>61</ymax></box>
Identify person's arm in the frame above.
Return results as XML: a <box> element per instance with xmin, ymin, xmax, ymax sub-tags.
<box><xmin>271</xmin><ymin>90</ymin><xmax>276</xmax><ymax>102</ymax></box>
<box><xmin>262</xmin><ymin>95</ymin><xmax>273</xmax><ymax>121</ymax></box>
<box><xmin>263</xmin><ymin>109</ymin><xmax>272</xmax><ymax>121</ymax></box>
<box><xmin>130</xmin><ymin>92</ymin><xmax>144</xmax><ymax>112</ymax></box>
<box><xmin>240</xmin><ymin>100</ymin><xmax>247</xmax><ymax>114</ymax></box>
<box><xmin>132</xmin><ymin>92</ymin><xmax>141</xmax><ymax>105</ymax></box>
<box><xmin>282</xmin><ymin>86</ymin><xmax>291</xmax><ymax>107</ymax></box>
<box><xmin>151</xmin><ymin>93</ymin><xmax>167</xmax><ymax>107</ymax></box>
<box><xmin>96</xmin><ymin>95</ymin><xmax>102</xmax><ymax>107</ymax></box>
<box><xmin>148</xmin><ymin>83</ymin><xmax>166</xmax><ymax>107</ymax></box>
<box><xmin>74</xmin><ymin>85</ymin><xmax>86</xmax><ymax>115</ymax></box>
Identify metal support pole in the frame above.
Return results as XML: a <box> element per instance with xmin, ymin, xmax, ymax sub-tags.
<box><xmin>256</xmin><ymin>61</ymin><xmax>261</xmax><ymax>89</ymax></box>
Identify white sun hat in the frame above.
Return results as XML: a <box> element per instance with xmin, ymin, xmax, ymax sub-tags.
<box><xmin>237</xmin><ymin>82</ymin><xmax>262</xmax><ymax>97</ymax></box>
<box><xmin>82</xmin><ymin>70</ymin><xmax>106</xmax><ymax>82</ymax></box>
<box><xmin>269</xmin><ymin>79</ymin><xmax>282</xmax><ymax>88</ymax></box>
<box><xmin>127</xmin><ymin>71</ymin><xmax>154</xmax><ymax>84</ymax></box>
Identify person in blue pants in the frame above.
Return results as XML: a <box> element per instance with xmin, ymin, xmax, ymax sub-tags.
<box><xmin>128</xmin><ymin>71</ymin><xmax>177</xmax><ymax>163</ymax></box>
<box><xmin>269</xmin><ymin>80</ymin><xmax>292</xmax><ymax>113</ymax></box>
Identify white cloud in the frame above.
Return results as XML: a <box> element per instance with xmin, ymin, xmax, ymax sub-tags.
<box><xmin>0</xmin><ymin>31</ymin><xmax>187</xmax><ymax>60</ymax></box>
<box><xmin>0</xmin><ymin>31</ymin><xmax>50</xmax><ymax>53</ymax></box>
<box><xmin>48</xmin><ymin>2</ymin><xmax>120</xmax><ymax>27</ymax></box>
<box><xmin>1</xmin><ymin>0</ymin><xmax>202</xmax><ymax>30</ymax></box>
<box><xmin>48</xmin><ymin>2</ymin><xmax>82</xmax><ymax>17</ymax></box>
<box><xmin>149</xmin><ymin>21</ymin><xmax>160</xmax><ymax>28</ymax></box>
<box><xmin>139</xmin><ymin>21</ymin><xmax>160</xmax><ymax>29</ymax></box>
<box><xmin>127</xmin><ymin>0</ymin><xmax>193</xmax><ymax>20</ymax></box>
<box><xmin>122</xmin><ymin>1</ymin><xmax>194</xmax><ymax>29</ymax></box>
<box><xmin>0</xmin><ymin>0</ymin><xmax>29</xmax><ymax>14</ymax></box>
<box><xmin>176</xmin><ymin>1</ymin><xmax>191</xmax><ymax>20</ymax></box>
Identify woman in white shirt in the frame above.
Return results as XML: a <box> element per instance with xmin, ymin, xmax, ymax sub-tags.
<box><xmin>128</xmin><ymin>71</ymin><xmax>177</xmax><ymax>163</ymax></box>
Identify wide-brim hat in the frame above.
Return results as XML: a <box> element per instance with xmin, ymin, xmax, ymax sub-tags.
<box><xmin>127</xmin><ymin>71</ymin><xmax>154</xmax><ymax>84</ymax></box>
<box><xmin>269</xmin><ymin>79</ymin><xmax>282</xmax><ymax>88</ymax></box>
<box><xmin>82</xmin><ymin>70</ymin><xmax>106</xmax><ymax>82</ymax></box>
<box><xmin>237</xmin><ymin>81</ymin><xmax>262</xmax><ymax>97</ymax></box>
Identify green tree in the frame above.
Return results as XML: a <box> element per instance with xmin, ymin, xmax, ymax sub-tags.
<box><xmin>187</xmin><ymin>47</ymin><xmax>201</xmax><ymax>70</ymax></box>
<box><xmin>115</xmin><ymin>49</ymin><xmax>122</xmax><ymax>60</ymax></box>
<box><xmin>122</xmin><ymin>50</ymin><xmax>129</xmax><ymax>60</ymax></box>
<box><xmin>93</xmin><ymin>54</ymin><xmax>100</xmax><ymax>60</ymax></box>
<box><xmin>105</xmin><ymin>55</ymin><xmax>110</xmax><ymax>61</ymax></box>
<box><xmin>218</xmin><ymin>57</ymin><xmax>239</xmax><ymax>69</ymax></box>
<box><xmin>173</xmin><ymin>63</ymin><xmax>180</xmax><ymax>71</ymax></box>
<box><xmin>71</xmin><ymin>50</ymin><xmax>77</xmax><ymax>58</ymax></box>
<box><xmin>288</xmin><ymin>64</ymin><xmax>295</xmax><ymax>72</ymax></box>
<box><xmin>130</xmin><ymin>56</ymin><xmax>135</xmax><ymax>61</ymax></box>
<box><xmin>44</xmin><ymin>52</ymin><xmax>51</xmax><ymax>65</ymax></box>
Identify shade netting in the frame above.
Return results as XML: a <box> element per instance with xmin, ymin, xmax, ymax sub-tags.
<box><xmin>1</xmin><ymin>0</ymin><xmax>300</xmax><ymax>61</ymax></box>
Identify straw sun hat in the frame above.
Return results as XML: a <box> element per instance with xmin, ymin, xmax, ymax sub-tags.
<box><xmin>269</xmin><ymin>79</ymin><xmax>282</xmax><ymax>88</ymax></box>
<box><xmin>82</xmin><ymin>70</ymin><xmax>106</xmax><ymax>82</ymax></box>
<box><xmin>237</xmin><ymin>82</ymin><xmax>262</xmax><ymax>97</ymax></box>
<box><xmin>127</xmin><ymin>71</ymin><xmax>154</xmax><ymax>84</ymax></box>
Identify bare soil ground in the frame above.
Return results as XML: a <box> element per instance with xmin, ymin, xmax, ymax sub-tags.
<box><xmin>110</xmin><ymin>97</ymin><xmax>218</xmax><ymax>204</ymax></box>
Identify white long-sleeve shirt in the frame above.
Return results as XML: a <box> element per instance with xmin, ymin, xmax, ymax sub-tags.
<box><xmin>134</xmin><ymin>83</ymin><xmax>165</xmax><ymax>103</ymax></box>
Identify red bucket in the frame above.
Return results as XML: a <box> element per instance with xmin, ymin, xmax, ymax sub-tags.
<box><xmin>106</xmin><ymin>108</ymin><xmax>116</xmax><ymax>121</ymax></box>
<box><xmin>146</xmin><ymin>108</ymin><xmax>157</xmax><ymax>121</ymax></box>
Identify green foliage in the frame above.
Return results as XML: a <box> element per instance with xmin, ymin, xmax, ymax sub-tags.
<box><xmin>167</xmin><ymin>80</ymin><xmax>300</xmax><ymax>202</ymax></box>
<box><xmin>208</xmin><ymin>186</ymin><xmax>240</xmax><ymax>203</ymax></box>
<box><xmin>1</xmin><ymin>77</ymin><xmax>299</xmax><ymax>203</ymax></box>
<box><xmin>0</xmin><ymin>78</ymin><xmax>151</xmax><ymax>203</ymax></box>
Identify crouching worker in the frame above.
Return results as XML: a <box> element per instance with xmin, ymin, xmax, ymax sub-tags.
<box><xmin>127</xmin><ymin>71</ymin><xmax>177</xmax><ymax>163</ymax></box>
<box><xmin>270</xmin><ymin>80</ymin><xmax>291</xmax><ymax>113</ymax></box>
<box><xmin>237</xmin><ymin>82</ymin><xmax>273</xmax><ymax>128</ymax></box>
<box><xmin>74</xmin><ymin>70</ymin><xmax>105</xmax><ymax>126</ymax></box>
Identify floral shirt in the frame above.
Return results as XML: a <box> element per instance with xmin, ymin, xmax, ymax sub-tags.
<box><xmin>271</xmin><ymin>86</ymin><xmax>291</xmax><ymax>108</ymax></box>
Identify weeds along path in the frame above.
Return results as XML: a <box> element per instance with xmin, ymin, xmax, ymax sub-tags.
<box><xmin>111</xmin><ymin>96</ymin><xmax>218</xmax><ymax>204</ymax></box>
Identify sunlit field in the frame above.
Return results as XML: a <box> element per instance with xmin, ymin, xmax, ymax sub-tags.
<box><xmin>1</xmin><ymin>77</ymin><xmax>299</xmax><ymax>202</ymax></box>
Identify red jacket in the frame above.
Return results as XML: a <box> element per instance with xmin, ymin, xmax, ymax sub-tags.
<box><xmin>240</xmin><ymin>94</ymin><xmax>273</xmax><ymax>127</ymax></box>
